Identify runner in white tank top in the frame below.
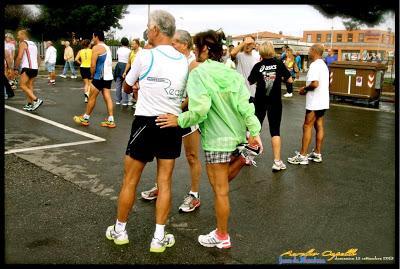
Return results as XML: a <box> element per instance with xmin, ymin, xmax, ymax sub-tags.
<box><xmin>14</xmin><ymin>30</ymin><xmax>43</xmax><ymax>111</ymax></box>
<box><xmin>73</xmin><ymin>31</ymin><xmax>116</xmax><ymax>129</ymax></box>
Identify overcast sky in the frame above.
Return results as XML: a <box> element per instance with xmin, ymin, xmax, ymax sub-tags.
<box><xmin>115</xmin><ymin>5</ymin><xmax>395</xmax><ymax>40</ymax></box>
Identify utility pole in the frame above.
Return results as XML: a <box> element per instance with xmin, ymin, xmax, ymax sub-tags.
<box><xmin>148</xmin><ymin>5</ymin><xmax>150</xmax><ymax>23</ymax></box>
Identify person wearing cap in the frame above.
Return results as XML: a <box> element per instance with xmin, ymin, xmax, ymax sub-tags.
<box><xmin>44</xmin><ymin>41</ymin><xmax>57</xmax><ymax>85</ymax></box>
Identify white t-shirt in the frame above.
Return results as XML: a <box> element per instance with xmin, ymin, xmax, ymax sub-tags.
<box><xmin>187</xmin><ymin>51</ymin><xmax>195</xmax><ymax>65</ymax></box>
<box><xmin>45</xmin><ymin>46</ymin><xmax>57</xmax><ymax>64</ymax></box>
<box><xmin>305</xmin><ymin>58</ymin><xmax>330</xmax><ymax>110</ymax></box>
<box><xmin>5</xmin><ymin>42</ymin><xmax>15</xmax><ymax>54</ymax></box>
<box><xmin>117</xmin><ymin>46</ymin><xmax>131</xmax><ymax>63</ymax></box>
<box><xmin>125</xmin><ymin>45</ymin><xmax>188</xmax><ymax>117</ymax></box>
<box><xmin>235</xmin><ymin>50</ymin><xmax>260</xmax><ymax>97</ymax></box>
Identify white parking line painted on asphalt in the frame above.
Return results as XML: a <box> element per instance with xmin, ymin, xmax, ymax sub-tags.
<box><xmin>330</xmin><ymin>103</ymin><xmax>394</xmax><ymax>113</ymax></box>
<box><xmin>5</xmin><ymin>105</ymin><xmax>106</xmax><ymax>154</ymax></box>
<box><xmin>6</xmin><ymin>140</ymin><xmax>101</xmax><ymax>154</ymax></box>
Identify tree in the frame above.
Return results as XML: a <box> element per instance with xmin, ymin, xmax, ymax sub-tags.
<box><xmin>343</xmin><ymin>19</ymin><xmax>361</xmax><ymax>31</ymax></box>
<box><xmin>313</xmin><ymin>3</ymin><xmax>394</xmax><ymax>27</ymax></box>
<box><xmin>32</xmin><ymin>5</ymin><xmax>129</xmax><ymax>40</ymax></box>
<box><xmin>4</xmin><ymin>5</ymin><xmax>36</xmax><ymax>31</ymax></box>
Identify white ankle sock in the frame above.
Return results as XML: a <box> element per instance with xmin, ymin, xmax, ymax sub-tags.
<box><xmin>189</xmin><ymin>191</ymin><xmax>199</xmax><ymax>198</ymax></box>
<box><xmin>115</xmin><ymin>220</ymin><xmax>126</xmax><ymax>233</ymax></box>
<box><xmin>154</xmin><ymin>224</ymin><xmax>165</xmax><ymax>240</ymax></box>
<box><xmin>108</xmin><ymin>115</ymin><xmax>114</xmax><ymax>122</ymax></box>
<box><xmin>83</xmin><ymin>114</ymin><xmax>90</xmax><ymax>120</ymax></box>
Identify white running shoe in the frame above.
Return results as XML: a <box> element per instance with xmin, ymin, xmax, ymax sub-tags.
<box><xmin>30</xmin><ymin>98</ymin><xmax>43</xmax><ymax>111</ymax></box>
<box><xmin>141</xmin><ymin>184</ymin><xmax>158</xmax><ymax>200</ymax></box>
<box><xmin>308</xmin><ymin>150</ymin><xmax>322</xmax><ymax>163</ymax></box>
<box><xmin>198</xmin><ymin>229</ymin><xmax>231</xmax><ymax>249</ymax></box>
<box><xmin>105</xmin><ymin>225</ymin><xmax>129</xmax><ymax>245</ymax></box>
<box><xmin>287</xmin><ymin>151</ymin><xmax>309</xmax><ymax>165</ymax></box>
<box><xmin>283</xmin><ymin>93</ymin><xmax>293</xmax><ymax>98</ymax></box>
<box><xmin>272</xmin><ymin>160</ymin><xmax>287</xmax><ymax>171</ymax></box>
<box><xmin>59</xmin><ymin>74</ymin><xmax>67</xmax><ymax>78</ymax></box>
<box><xmin>149</xmin><ymin>233</ymin><xmax>175</xmax><ymax>253</ymax></box>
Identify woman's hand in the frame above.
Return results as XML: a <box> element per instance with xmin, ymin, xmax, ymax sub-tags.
<box><xmin>155</xmin><ymin>114</ymin><xmax>178</xmax><ymax>128</ymax></box>
<box><xmin>248</xmin><ymin>135</ymin><xmax>263</xmax><ymax>154</ymax></box>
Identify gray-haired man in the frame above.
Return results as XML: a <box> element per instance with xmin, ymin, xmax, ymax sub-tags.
<box><xmin>105</xmin><ymin>10</ymin><xmax>189</xmax><ymax>253</ymax></box>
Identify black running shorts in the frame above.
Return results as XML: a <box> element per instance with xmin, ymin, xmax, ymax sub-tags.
<box><xmin>21</xmin><ymin>68</ymin><xmax>38</xmax><ymax>79</ymax></box>
<box><xmin>80</xmin><ymin>67</ymin><xmax>91</xmax><ymax>79</ymax></box>
<box><xmin>125</xmin><ymin>116</ymin><xmax>182</xmax><ymax>162</ymax></box>
<box><xmin>306</xmin><ymin>109</ymin><xmax>326</xmax><ymax>118</ymax></box>
<box><xmin>92</xmin><ymin>79</ymin><xmax>112</xmax><ymax>91</ymax></box>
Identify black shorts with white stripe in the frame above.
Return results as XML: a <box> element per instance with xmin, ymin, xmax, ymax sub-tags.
<box><xmin>125</xmin><ymin>116</ymin><xmax>182</xmax><ymax>162</ymax></box>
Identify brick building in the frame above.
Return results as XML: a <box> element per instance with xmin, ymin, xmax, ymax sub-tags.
<box><xmin>302</xmin><ymin>29</ymin><xmax>395</xmax><ymax>62</ymax></box>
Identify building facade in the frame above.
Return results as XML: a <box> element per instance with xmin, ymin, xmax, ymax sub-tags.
<box><xmin>302</xmin><ymin>29</ymin><xmax>395</xmax><ymax>62</ymax></box>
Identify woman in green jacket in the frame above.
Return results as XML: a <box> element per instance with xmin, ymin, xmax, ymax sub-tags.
<box><xmin>156</xmin><ymin>30</ymin><xmax>263</xmax><ymax>249</ymax></box>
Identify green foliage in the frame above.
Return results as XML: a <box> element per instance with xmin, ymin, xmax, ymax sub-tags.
<box><xmin>105</xmin><ymin>39</ymin><xmax>121</xmax><ymax>46</ymax></box>
<box><xmin>4</xmin><ymin>5</ymin><xmax>36</xmax><ymax>33</ymax></box>
<box><xmin>31</xmin><ymin>5</ymin><xmax>128</xmax><ymax>40</ymax></box>
<box><xmin>343</xmin><ymin>19</ymin><xmax>361</xmax><ymax>31</ymax></box>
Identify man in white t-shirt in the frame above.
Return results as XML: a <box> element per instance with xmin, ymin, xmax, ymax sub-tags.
<box><xmin>44</xmin><ymin>41</ymin><xmax>57</xmax><ymax>85</ymax></box>
<box><xmin>288</xmin><ymin>44</ymin><xmax>329</xmax><ymax>165</ymax></box>
<box><xmin>105</xmin><ymin>10</ymin><xmax>188</xmax><ymax>254</ymax></box>
<box><xmin>230</xmin><ymin>35</ymin><xmax>260</xmax><ymax>101</ymax></box>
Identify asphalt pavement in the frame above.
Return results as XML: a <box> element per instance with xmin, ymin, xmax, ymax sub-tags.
<box><xmin>3</xmin><ymin>70</ymin><xmax>396</xmax><ymax>265</ymax></box>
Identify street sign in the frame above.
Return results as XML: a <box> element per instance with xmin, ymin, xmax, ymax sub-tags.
<box><xmin>345</xmin><ymin>69</ymin><xmax>356</xmax><ymax>76</ymax></box>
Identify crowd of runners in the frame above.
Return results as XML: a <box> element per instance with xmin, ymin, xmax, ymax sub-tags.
<box><xmin>4</xmin><ymin>9</ymin><xmax>329</xmax><ymax>253</ymax></box>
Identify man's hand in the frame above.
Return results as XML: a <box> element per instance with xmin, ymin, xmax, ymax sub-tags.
<box><xmin>123</xmin><ymin>81</ymin><xmax>133</xmax><ymax>94</ymax></box>
<box><xmin>299</xmin><ymin>86</ymin><xmax>307</xmax><ymax>95</ymax></box>
<box><xmin>244</xmin><ymin>36</ymin><xmax>254</xmax><ymax>45</ymax></box>
<box><xmin>155</xmin><ymin>114</ymin><xmax>178</xmax><ymax>128</ymax></box>
<box><xmin>248</xmin><ymin>135</ymin><xmax>263</xmax><ymax>154</ymax></box>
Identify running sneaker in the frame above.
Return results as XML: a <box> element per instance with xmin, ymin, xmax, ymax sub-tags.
<box><xmin>198</xmin><ymin>229</ymin><xmax>231</xmax><ymax>249</ymax></box>
<box><xmin>232</xmin><ymin>143</ymin><xmax>248</xmax><ymax>157</ymax></box>
<box><xmin>23</xmin><ymin>104</ymin><xmax>33</xmax><ymax>111</ymax></box>
<box><xmin>178</xmin><ymin>193</ymin><xmax>201</xmax><ymax>213</ymax></box>
<box><xmin>150</xmin><ymin>233</ymin><xmax>175</xmax><ymax>253</ymax></box>
<box><xmin>59</xmin><ymin>74</ymin><xmax>67</xmax><ymax>78</ymax></box>
<box><xmin>31</xmin><ymin>98</ymin><xmax>43</xmax><ymax>111</ymax></box>
<box><xmin>115</xmin><ymin>102</ymin><xmax>121</xmax><ymax>105</ymax></box>
<box><xmin>71</xmin><ymin>75</ymin><xmax>78</xmax><ymax>79</ymax></box>
<box><xmin>73</xmin><ymin>115</ymin><xmax>90</xmax><ymax>126</ymax></box>
<box><xmin>105</xmin><ymin>225</ymin><xmax>129</xmax><ymax>245</ymax></box>
<box><xmin>100</xmin><ymin>120</ymin><xmax>116</xmax><ymax>128</ymax></box>
<box><xmin>287</xmin><ymin>151</ymin><xmax>309</xmax><ymax>165</ymax></box>
<box><xmin>308</xmin><ymin>150</ymin><xmax>322</xmax><ymax>163</ymax></box>
<box><xmin>141</xmin><ymin>184</ymin><xmax>158</xmax><ymax>200</ymax></box>
<box><xmin>128</xmin><ymin>101</ymin><xmax>133</xmax><ymax>106</ymax></box>
<box><xmin>272</xmin><ymin>160</ymin><xmax>287</xmax><ymax>171</ymax></box>
<box><xmin>240</xmin><ymin>144</ymin><xmax>261</xmax><ymax>166</ymax></box>
<box><xmin>283</xmin><ymin>93</ymin><xmax>293</xmax><ymax>98</ymax></box>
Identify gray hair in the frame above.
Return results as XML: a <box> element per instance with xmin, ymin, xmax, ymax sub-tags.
<box><xmin>149</xmin><ymin>9</ymin><xmax>176</xmax><ymax>38</ymax></box>
<box><xmin>175</xmin><ymin>29</ymin><xmax>193</xmax><ymax>50</ymax></box>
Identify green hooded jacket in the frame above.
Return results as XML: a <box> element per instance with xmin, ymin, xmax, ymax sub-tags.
<box><xmin>177</xmin><ymin>59</ymin><xmax>261</xmax><ymax>152</ymax></box>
